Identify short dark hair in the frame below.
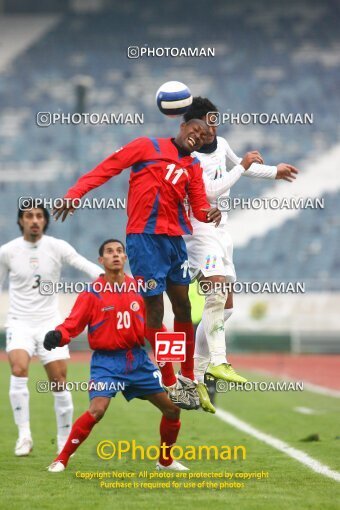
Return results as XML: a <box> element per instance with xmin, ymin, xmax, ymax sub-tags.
<box><xmin>183</xmin><ymin>96</ymin><xmax>219</xmax><ymax>122</ymax></box>
<box><xmin>99</xmin><ymin>239</ymin><xmax>125</xmax><ymax>256</ymax></box>
<box><xmin>17</xmin><ymin>199</ymin><xmax>50</xmax><ymax>232</ymax></box>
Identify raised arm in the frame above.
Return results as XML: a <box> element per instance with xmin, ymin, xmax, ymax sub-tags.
<box><xmin>203</xmin><ymin>165</ymin><xmax>244</xmax><ymax>201</ymax></box>
<box><xmin>204</xmin><ymin>152</ymin><xmax>266</xmax><ymax>201</ymax></box>
<box><xmin>224</xmin><ymin>138</ymin><xmax>298</xmax><ymax>181</ymax></box>
<box><xmin>53</xmin><ymin>137</ymin><xmax>149</xmax><ymax>221</ymax></box>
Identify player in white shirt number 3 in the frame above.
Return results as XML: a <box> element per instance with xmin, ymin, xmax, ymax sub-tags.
<box><xmin>0</xmin><ymin>200</ymin><xmax>102</xmax><ymax>456</ymax></box>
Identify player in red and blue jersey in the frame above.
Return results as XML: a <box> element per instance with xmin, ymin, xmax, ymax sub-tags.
<box><xmin>45</xmin><ymin>239</ymin><xmax>188</xmax><ymax>472</ymax></box>
<box><xmin>53</xmin><ymin>119</ymin><xmax>221</xmax><ymax>409</ymax></box>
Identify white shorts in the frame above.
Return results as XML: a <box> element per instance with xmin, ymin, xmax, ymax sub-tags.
<box><xmin>5</xmin><ymin>315</ymin><xmax>70</xmax><ymax>365</ymax></box>
<box><xmin>184</xmin><ymin>226</ymin><xmax>236</xmax><ymax>282</ymax></box>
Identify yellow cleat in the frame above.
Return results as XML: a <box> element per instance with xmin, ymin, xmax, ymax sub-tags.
<box><xmin>206</xmin><ymin>363</ymin><xmax>247</xmax><ymax>384</ymax></box>
<box><xmin>197</xmin><ymin>382</ymin><xmax>216</xmax><ymax>414</ymax></box>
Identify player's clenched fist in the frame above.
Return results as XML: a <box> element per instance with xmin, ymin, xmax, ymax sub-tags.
<box><xmin>44</xmin><ymin>330</ymin><xmax>62</xmax><ymax>351</ymax></box>
<box><xmin>240</xmin><ymin>151</ymin><xmax>264</xmax><ymax>170</ymax></box>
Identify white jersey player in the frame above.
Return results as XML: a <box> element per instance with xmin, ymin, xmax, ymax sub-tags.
<box><xmin>183</xmin><ymin>97</ymin><xmax>299</xmax><ymax>412</ymax></box>
<box><xmin>0</xmin><ymin>202</ymin><xmax>102</xmax><ymax>455</ymax></box>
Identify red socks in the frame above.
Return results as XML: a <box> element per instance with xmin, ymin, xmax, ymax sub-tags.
<box><xmin>174</xmin><ymin>320</ymin><xmax>195</xmax><ymax>380</ymax></box>
<box><xmin>56</xmin><ymin>411</ymin><xmax>181</xmax><ymax>468</ymax></box>
<box><xmin>145</xmin><ymin>326</ymin><xmax>177</xmax><ymax>387</ymax></box>
<box><xmin>56</xmin><ymin>411</ymin><xmax>97</xmax><ymax>466</ymax></box>
<box><xmin>159</xmin><ymin>416</ymin><xmax>181</xmax><ymax>466</ymax></box>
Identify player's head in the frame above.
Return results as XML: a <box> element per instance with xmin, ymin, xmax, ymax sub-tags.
<box><xmin>17</xmin><ymin>200</ymin><xmax>50</xmax><ymax>240</ymax></box>
<box><xmin>175</xmin><ymin>118</ymin><xmax>209</xmax><ymax>153</ymax></box>
<box><xmin>183</xmin><ymin>97</ymin><xmax>219</xmax><ymax>144</ymax></box>
<box><xmin>98</xmin><ymin>239</ymin><xmax>127</xmax><ymax>272</ymax></box>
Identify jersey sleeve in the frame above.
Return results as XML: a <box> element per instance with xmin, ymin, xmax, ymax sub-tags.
<box><xmin>187</xmin><ymin>162</ymin><xmax>211</xmax><ymax>222</ymax></box>
<box><xmin>0</xmin><ymin>245</ymin><xmax>9</xmax><ymax>293</ymax></box>
<box><xmin>223</xmin><ymin>137</ymin><xmax>242</xmax><ymax>166</ymax></box>
<box><xmin>223</xmin><ymin>137</ymin><xmax>277</xmax><ymax>179</ymax></box>
<box><xmin>243</xmin><ymin>163</ymin><xmax>277</xmax><ymax>179</ymax></box>
<box><xmin>65</xmin><ymin>137</ymin><xmax>150</xmax><ymax>199</ymax></box>
<box><xmin>57</xmin><ymin>240</ymin><xmax>102</xmax><ymax>279</ymax></box>
<box><xmin>203</xmin><ymin>165</ymin><xmax>245</xmax><ymax>200</ymax></box>
<box><xmin>56</xmin><ymin>292</ymin><xmax>92</xmax><ymax>346</ymax></box>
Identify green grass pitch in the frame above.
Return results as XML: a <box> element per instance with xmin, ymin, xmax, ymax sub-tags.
<box><xmin>0</xmin><ymin>360</ymin><xmax>339</xmax><ymax>510</ymax></box>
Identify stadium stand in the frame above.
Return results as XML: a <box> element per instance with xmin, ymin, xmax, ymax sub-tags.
<box><xmin>0</xmin><ymin>0</ymin><xmax>339</xmax><ymax>289</ymax></box>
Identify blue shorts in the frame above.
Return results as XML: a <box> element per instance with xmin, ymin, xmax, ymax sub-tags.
<box><xmin>126</xmin><ymin>233</ymin><xmax>191</xmax><ymax>296</ymax></box>
<box><xmin>89</xmin><ymin>347</ymin><xmax>164</xmax><ymax>401</ymax></box>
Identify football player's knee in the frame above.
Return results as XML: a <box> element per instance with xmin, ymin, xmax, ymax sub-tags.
<box><xmin>145</xmin><ymin>297</ymin><xmax>164</xmax><ymax>326</ymax></box>
<box><xmin>11</xmin><ymin>364</ymin><xmax>28</xmax><ymax>377</ymax></box>
<box><xmin>204</xmin><ymin>290</ymin><xmax>227</xmax><ymax>311</ymax></box>
<box><xmin>49</xmin><ymin>374</ymin><xmax>66</xmax><ymax>385</ymax></box>
<box><xmin>89</xmin><ymin>405</ymin><xmax>107</xmax><ymax>422</ymax></box>
<box><xmin>163</xmin><ymin>404</ymin><xmax>180</xmax><ymax>421</ymax></box>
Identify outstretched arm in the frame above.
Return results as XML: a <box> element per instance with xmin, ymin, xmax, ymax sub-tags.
<box><xmin>204</xmin><ymin>151</ymin><xmax>264</xmax><ymax>201</ymax></box>
<box><xmin>223</xmin><ymin>139</ymin><xmax>276</xmax><ymax>179</ymax></box>
<box><xmin>224</xmin><ymin>138</ymin><xmax>298</xmax><ymax>181</ymax></box>
<box><xmin>53</xmin><ymin>137</ymin><xmax>149</xmax><ymax>221</ymax></box>
<box><xmin>59</xmin><ymin>240</ymin><xmax>102</xmax><ymax>280</ymax></box>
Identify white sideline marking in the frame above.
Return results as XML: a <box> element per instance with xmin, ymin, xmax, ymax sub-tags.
<box><xmin>215</xmin><ymin>408</ymin><xmax>340</xmax><ymax>482</ymax></box>
<box><xmin>293</xmin><ymin>407</ymin><xmax>320</xmax><ymax>415</ymax></box>
<box><xmin>303</xmin><ymin>382</ymin><xmax>340</xmax><ymax>399</ymax></box>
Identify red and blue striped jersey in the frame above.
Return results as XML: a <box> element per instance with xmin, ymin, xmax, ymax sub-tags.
<box><xmin>65</xmin><ymin>137</ymin><xmax>211</xmax><ymax>236</ymax></box>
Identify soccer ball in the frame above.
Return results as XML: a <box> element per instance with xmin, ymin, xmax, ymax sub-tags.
<box><xmin>156</xmin><ymin>81</ymin><xmax>192</xmax><ymax>117</ymax></box>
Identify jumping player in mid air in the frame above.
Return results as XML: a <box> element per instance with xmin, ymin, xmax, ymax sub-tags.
<box><xmin>0</xmin><ymin>201</ymin><xmax>102</xmax><ymax>455</ymax></box>
<box><xmin>52</xmin><ymin>120</ymin><xmax>221</xmax><ymax>410</ymax></box>
<box><xmin>45</xmin><ymin>239</ymin><xmax>187</xmax><ymax>472</ymax></box>
<box><xmin>183</xmin><ymin>98</ymin><xmax>299</xmax><ymax>412</ymax></box>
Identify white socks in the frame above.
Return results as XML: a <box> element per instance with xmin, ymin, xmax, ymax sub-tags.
<box><xmin>194</xmin><ymin>320</ymin><xmax>211</xmax><ymax>383</ymax></box>
<box><xmin>9</xmin><ymin>376</ymin><xmax>74</xmax><ymax>449</ymax></box>
<box><xmin>53</xmin><ymin>390</ymin><xmax>74</xmax><ymax>452</ymax></box>
<box><xmin>223</xmin><ymin>308</ymin><xmax>233</xmax><ymax>364</ymax></box>
<box><xmin>9</xmin><ymin>375</ymin><xmax>31</xmax><ymax>440</ymax></box>
<box><xmin>202</xmin><ymin>291</ymin><xmax>227</xmax><ymax>367</ymax></box>
<box><xmin>224</xmin><ymin>308</ymin><xmax>233</xmax><ymax>323</ymax></box>
<box><xmin>194</xmin><ymin>306</ymin><xmax>234</xmax><ymax>381</ymax></box>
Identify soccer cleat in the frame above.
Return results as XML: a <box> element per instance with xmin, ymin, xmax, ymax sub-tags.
<box><xmin>156</xmin><ymin>460</ymin><xmax>189</xmax><ymax>471</ymax></box>
<box><xmin>197</xmin><ymin>382</ymin><xmax>216</xmax><ymax>414</ymax></box>
<box><xmin>177</xmin><ymin>373</ymin><xmax>200</xmax><ymax>409</ymax></box>
<box><xmin>47</xmin><ymin>461</ymin><xmax>66</xmax><ymax>473</ymax></box>
<box><xmin>206</xmin><ymin>363</ymin><xmax>247</xmax><ymax>384</ymax></box>
<box><xmin>204</xmin><ymin>374</ymin><xmax>217</xmax><ymax>405</ymax></box>
<box><xmin>165</xmin><ymin>378</ymin><xmax>199</xmax><ymax>411</ymax></box>
<box><xmin>15</xmin><ymin>437</ymin><xmax>33</xmax><ymax>457</ymax></box>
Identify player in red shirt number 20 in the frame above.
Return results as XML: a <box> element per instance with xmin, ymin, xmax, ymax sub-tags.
<box><xmin>45</xmin><ymin>239</ymin><xmax>189</xmax><ymax>472</ymax></box>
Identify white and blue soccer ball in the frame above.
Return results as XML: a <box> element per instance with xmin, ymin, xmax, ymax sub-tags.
<box><xmin>156</xmin><ymin>81</ymin><xmax>192</xmax><ymax>117</ymax></box>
